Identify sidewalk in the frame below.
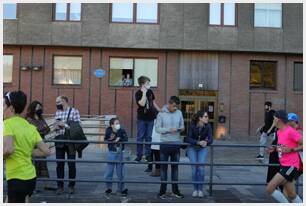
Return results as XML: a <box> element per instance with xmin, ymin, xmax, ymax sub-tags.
<box><xmin>3</xmin><ymin>140</ymin><xmax>303</xmax><ymax>203</ymax></box>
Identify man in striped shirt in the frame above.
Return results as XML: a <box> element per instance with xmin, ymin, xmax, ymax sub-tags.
<box><xmin>54</xmin><ymin>96</ymin><xmax>81</xmax><ymax>195</ymax></box>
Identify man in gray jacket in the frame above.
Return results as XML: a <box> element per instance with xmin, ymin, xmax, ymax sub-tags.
<box><xmin>155</xmin><ymin>96</ymin><xmax>185</xmax><ymax>199</ymax></box>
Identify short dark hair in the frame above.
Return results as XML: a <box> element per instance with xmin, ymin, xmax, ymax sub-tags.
<box><xmin>137</xmin><ymin>76</ymin><xmax>150</xmax><ymax>86</ymax></box>
<box><xmin>274</xmin><ymin>110</ymin><xmax>288</xmax><ymax>123</ymax></box>
<box><xmin>61</xmin><ymin>96</ymin><xmax>68</xmax><ymax>103</ymax></box>
<box><xmin>4</xmin><ymin>91</ymin><xmax>27</xmax><ymax>114</ymax></box>
<box><xmin>169</xmin><ymin>96</ymin><xmax>180</xmax><ymax>105</ymax></box>
<box><xmin>110</xmin><ymin>117</ymin><xmax>119</xmax><ymax>126</ymax></box>
<box><xmin>265</xmin><ymin>101</ymin><xmax>272</xmax><ymax>107</ymax></box>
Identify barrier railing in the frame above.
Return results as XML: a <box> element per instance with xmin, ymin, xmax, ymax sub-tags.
<box><xmin>7</xmin><ymin>139</ymin><xmax>301</xmax><ymax>198</ymax></box>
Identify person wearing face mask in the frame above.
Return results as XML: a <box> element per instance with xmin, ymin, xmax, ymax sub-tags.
<box><xmin>135</xmin><ymin>76</ymin><xmax>161</xmax><ymax>163</ymax></box>
<box><xmin>256</xmin><ymin>101</ymin><xmax>276</xmax><ymax>160</ymax></box>
<box><xmin>54</xmin><ymin>96</ymin><xmax>81</xmax><ymax>195</ymax></box>
<box><xmin>26</xmin><ymin>101</ymin><xmax>51</xmax><ymax>191</ymax></box>
<box><xmin>3</xmin><ymin>91</ymin><xmax>52</xmax><ymax>203</ymax></box>
<box><xmin>104</xmin><ymin>118</ymin><xmax>129</xmax><ymax>196</ymax></box>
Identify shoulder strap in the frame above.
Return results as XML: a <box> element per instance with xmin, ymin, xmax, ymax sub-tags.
<box><xmin>66</xmin><ymin>107</ymin><xmax>72</xmax><ymax>122</ymax></box>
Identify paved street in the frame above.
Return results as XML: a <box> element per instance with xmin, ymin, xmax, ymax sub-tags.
<box><xmin>3</xmin><ymin>140</ymin><xmax>303</xmax><ymax>203</ymax></box>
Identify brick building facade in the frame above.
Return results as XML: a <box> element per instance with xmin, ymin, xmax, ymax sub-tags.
<box><xmin>3</xmin><ymin>3</ymin><xmax>303</xmax><ymax>140</ymax></box>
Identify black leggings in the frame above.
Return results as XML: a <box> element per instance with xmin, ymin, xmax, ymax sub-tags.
<box><xmin>7</xmin><ymin>178</ymin><xmax>36</xmax><ymax>203</ymax></box>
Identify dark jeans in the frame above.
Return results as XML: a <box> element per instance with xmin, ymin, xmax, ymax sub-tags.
<box><xmin>148</xmin><ymin>149</ymin><xmax>161</xmax><ymax>170</ymax></box>
<box><xmin>160</xmin><ymin>144</ymin><xmax>180</xmax><ymax>193</ymax></box>
<box><xmin>56</xmin><ymin>145</ymin><xmax>76</xmax><ymax>188</ymax></box>
<box><xmin>136</xmin><ymin>120</ymin><xmax>154</xmax><ymax>158</ymax></box>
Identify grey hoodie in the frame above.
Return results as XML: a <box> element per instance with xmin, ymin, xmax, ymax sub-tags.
<box><xmin>155</xmin><ymin>105</ymin><xmax>184</xmax><ymax>142</ymax></box>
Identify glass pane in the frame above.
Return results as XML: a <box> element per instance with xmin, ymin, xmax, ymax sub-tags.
<box><xmin>223</xmin><ymin>3</ymin><xmax>235</xmax><ymax>25</ymax></box>
<box><xmin>53</xmin><ymin>56</ymin><xmax>82</xmax><ymax>85</ymax></box>
<box><xmin>262</xmin><ymin>62</ymin><xmax>276</xmax><ymax>88</ymax></box>
<box><xmin>70</xmin><ymin>3</ymin><xmax>81</xmax><ymax>21</ymax></box>
<box><xmin>250</xmin><ymin>62</ymin><xmax>262</xmax><ymax>88</ymax></box>
<box><xmin>255</xmin><ymin>3</ymin><xmax>282</xmax><ymax>27</ymax></box>
<box><xmin>136</xmin><ymin>3</ymin><xmax>158</xmax><ymax>23</ymax></box>
<box><xmin>112</xmin><ymin>3</ymin><xmax>133</xmax><ymax>22</ymax></box>
<box><xmin>134</xmin><ymin>59</ymin><xmax>158</xmax><ymax>87</ymax></box>
<box><xmin>55</xmin><ymin>3</ymin><xmax>67</xmax><ymax>20</ymax></box>
<box><xmin>254</xmin><ymin>9</ymin><xmax>268</xmax><ymax>27</ymax></box>
<box><xmin>110</xmin><ymin>58</ymin><xmax>134</xmax><ymax>86</ymax></box>
<box><xmin>3</xmin><ymin>3</ymin><xmax>17</xmax><ymax>19</ymax></box>
<box><xmin>268</xmin><ymin>10</ymin><xmax>282</xmax><ymax>28</ymax></box>
<box><xmin>209</xmin><ymin>3</ymin><xmax>221</xmax><ymax>25</ymax></box>
<box><xmin>294</xmin><ymin>63</ymin><xmax>303</xmax><ymax>91</ymax></box>
<box><xmin>3</xmin><ymin>55</ymin><xmax>13</xmax><ymax>83</ymax></box>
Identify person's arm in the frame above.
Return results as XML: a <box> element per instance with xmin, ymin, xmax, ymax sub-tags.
<box><xmin>178</xmin><ymin>111</ymin><xmax>185</xmax><ymax>132</ymax></box>
<box><xmin>32</xmin><ymin>141</ymin><xmax>52</xmax><ymax>157</ymax></box>
<box><xmin>184</xmin><ymin>125</ymin><xmax>198</xmax><ymax>145</ymax></box>
<box><xmin>153</xmin><ymin>101</ymin><xmax>161</xmax><ymax>112</ymax></box>
<box><xmin>206</xmin><ymin>124</ymin><xmax>213</xmax><ymax>145</ymax></box>
<box><xmin>3</xmin><ymin>136</ymin><xmax>14</xmax><ymax>159</ymax></box>
<box><xmin>137</xmin><ymin>88</ymin><xmax>147</xmax><ymax>107</ymax></box>
<box><xmin>74</xmin><ymin>109</ymin><xmax>81</xmax><ymax>123</ymax></box>
<box><xmin>155</xmin><ymin>113</ymin><xmax>170</xmax><ymax>134</ymax></box>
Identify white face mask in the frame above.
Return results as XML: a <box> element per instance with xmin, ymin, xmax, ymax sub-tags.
<box><xmin>145</xmin><ymin>85</ymin><xmax>151</xmax><ymax>90</ymax></box>
<box><xmin>114</xmin><ymin>124</ymin><xmax>121</xmax><ymax>130</ymax></box>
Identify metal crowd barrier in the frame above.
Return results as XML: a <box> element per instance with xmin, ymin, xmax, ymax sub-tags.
<box><xmin>24</xmin><ymin>139</ymin><xmax>303</xmax><ymax>197</ymax></box>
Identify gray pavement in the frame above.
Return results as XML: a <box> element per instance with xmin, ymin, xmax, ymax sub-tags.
<box><xmin>3</xmin><ymin>140</ymin><xmax>303</xmax><ymax>203</ymax></box>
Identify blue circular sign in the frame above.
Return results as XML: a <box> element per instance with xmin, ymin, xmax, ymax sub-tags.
<box><xmin>94</xmin><ymin>69</ymin><xmax>106</xmax><ymax>78</ymax></box>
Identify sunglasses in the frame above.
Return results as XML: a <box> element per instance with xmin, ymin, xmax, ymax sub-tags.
<box><xmin>203</xmin><ymin>115</ymin><xmax>209</xmax><ymax>118</ymax></box>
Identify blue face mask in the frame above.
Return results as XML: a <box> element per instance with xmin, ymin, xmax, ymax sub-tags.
<box><xmin>56</xmin><ymin>104</ymin><xmax>63</xmax><ymax>110</ymax></box>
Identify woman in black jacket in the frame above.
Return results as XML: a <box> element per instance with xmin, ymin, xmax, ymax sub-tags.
<box><xmin>184</xmin><ymin>110</ymin><xmax>213</xmax><ymax>198</ymax></box>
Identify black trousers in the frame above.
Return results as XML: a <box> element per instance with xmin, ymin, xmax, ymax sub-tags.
<box><xmin>7</xmin><ymin>178</ymin><xmax>36</xmax><ymax>203</ymax></box>
<box><xmin>148</xmin><ymin>149</ymin><xmax>161</xmax><ymax>170</ymax></box>
<box><xmin>56</xmin><ymin>145</ymin><xmax>76</xmax><ymax>188</ymax></box>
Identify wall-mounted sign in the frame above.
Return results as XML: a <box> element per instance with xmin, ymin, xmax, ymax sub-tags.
<box><xmin>94</xmin><ymin>69</ymin><xmax>106</xmax><ymax>78</ymax></box>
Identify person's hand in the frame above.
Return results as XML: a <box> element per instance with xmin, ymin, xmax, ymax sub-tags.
<box><xmin>56</xmin><ymin>121</ymin><xmax>65</xmax><ymax>128</ymax></box>
<box><xmin>256</xmin><ymin>127</ymin><xmax>261</xmax><ymax>134</ymax></box>
<box><xmin>113</xmin><ymin>137</ymin><xmax>120</xmax><ymax>143</ymax></box>
<box><xmin>199</xmin><ymin>140</ymin><xmax>207</xmax><ymax>147</ymax></box>
<box><xmin>266</xmin><ymin>146</ymin><xmax>276</xmax><ymax>153</ymax></box>
<box><xmin>170</xmin><ymin>128</ymin><xmax>177</xmax><ymax>133</ymax></box>
<box><xmin>141</xmin><ymin>87</ymin><xmax>148</xmax><ymax>94</ymax></box>
<box><xmin>281</xmin><ymin>145</ymin><xmax>292</xmax><ymax>154</ymax></box>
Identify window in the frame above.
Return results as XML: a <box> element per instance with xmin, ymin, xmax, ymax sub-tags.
<box><xmin>3</xmin><ymin>55</ymin><xmax>13</xmax><ymax>83</ymax></box>
<box><xmin>53</xmin><ymin>56</ymin><xmax>82</xmax><ymax>85</ymax></box>
<box><xmin>254</xmin><ymin>3</ymin><xmax>282</xmax><ymax>28</ymax></box>
<box><xmin>293</xmin><ymin>62</ymin><xmax>303</xmax><ymax>91</ymax></box>
<box><xmin>109</xmin><ymin>57</ymin><xmax>158</xmax><ymax>87</ymax></box>
<box><xmin>209</xmin><ymin>3</ymin><xmax>236</xmax><ymax>26</ymax></box>
<box><xmin>54</xmin><ymin>3</ymin><xmax>81</xmax><ymax>21</ymax></box>
<box><xmin>250</xmin><ymin>61</ymin><xmax>277</xmax><ymax>89</ymax></box>
<box><xmin>111</xmin><ymin>3</ymin><xmax>158</xmax><ymax>24</ymax></box>
<box><xmin>3</xmin><ymin>3</ymin><xmax>17</xmax><ymax>19</ymax></box>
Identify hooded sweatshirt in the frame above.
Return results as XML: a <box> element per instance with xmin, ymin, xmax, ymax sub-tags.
<box><xmin>155</xmin><ymin>105</ymin><xmax>184</xmax><ymax>143</ymax></box>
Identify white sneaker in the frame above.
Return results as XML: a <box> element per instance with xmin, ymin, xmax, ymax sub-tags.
<box><xmin>198</xmin><ymin>190</ymin><xmax>204</xmax><ymax>198</ymax></box>
<box><xmin>192</xmin><ymin>190</ymin><xmax>198</xmax><ymax>197</ymax></box>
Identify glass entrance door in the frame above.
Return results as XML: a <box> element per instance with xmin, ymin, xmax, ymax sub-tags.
<box><xmin>180</xmin><ymin>97</ymin><xmax>217</xmax><ymax>136</ymax></box>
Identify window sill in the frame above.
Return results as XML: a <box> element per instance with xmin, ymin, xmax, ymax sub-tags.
<box><xmin>110</xmin><ymin>22</ymin><xmax>159</xmax><ymax>25</ymax></box>
<box><xmin>52</xmin><ymin>84</ymin><xmax>83</xmax><ymax>89</ymax></box>
<box><xmin>293</xmin><ymin>91</ymin><xmax>303</xmax><ymax>95</ymax></box>
<box><xmin>249</xmin><ymin>89</ymin><xmax>278</xmax><ymax>94</ymax></box>
<box><xmin>108</xmin><ymin>86</ymin><xmax>158</xmax><ymax>90</ymax></box>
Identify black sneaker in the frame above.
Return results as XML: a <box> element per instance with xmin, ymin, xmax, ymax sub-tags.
<box><xmin>158</xmin><ymin>192</ymin><xmax>167</xmax><ymax>199</ymax></box>
<box><xmin>256</xmin><ymin>155</ymin><xmax>264</xmax><ymax>160</ymax></box>
<box><xmin>172</xmin><ymin>191</ymin><xmax>184</xmax><ymax>198</ymax></box>
<box><xmin>146</xmin><ymin>155</ymin><xmax>153</xmax><ymax>163</ymax></box>
<box><xmin>121</xmin><ymin>188</ymin><xmax>128</xmax><ymax>196</ymax></box>
<box><xmin>134</xmin><ymin>157</ymin><xmax>141</xmax><ymax>162</ymax></box>
<box><xmin>144</xmin><ymin>168</ymin><xmax>152</xmax><ymax>173</ymax></box>
<box><xmin>105</xmin><ymin>189</ymin><xmax>112</xmax><ymax>195</ymax></box>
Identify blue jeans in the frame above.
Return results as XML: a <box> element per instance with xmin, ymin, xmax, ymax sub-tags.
<box><xmin>136</xmin><ymin>120</ymin><xmax>154</xmax><ymax>158</ymax></box>
<box><xmin>160</xmin><ymin>144</ymin><xmax>180</xmax><ymax>193</ymax></box>
<box><xmin>187</xmin><ymin>146</ymin><xmax>208</xmax><ymax>191</ymax></box>
<box><xmin>104</xmin><ymin>151</ymin><xmax>125</xmax><ymax>192</ymax></box>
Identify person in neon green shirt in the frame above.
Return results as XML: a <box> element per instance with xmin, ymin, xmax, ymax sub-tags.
<box><xmin>3</xmin><ymin>91</ymin><xmax>52</xmax><ymax>203</ymax></box>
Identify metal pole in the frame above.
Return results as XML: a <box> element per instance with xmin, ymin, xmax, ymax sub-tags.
<box><xmin>209</xmin><ymin>145</ymin><xmax>214</xmax><ymax>196</ymax></box>
<box><xmin>119</xmin><ymin>142</ymin><xmax>123</xmax><ymax>192</ymax></box>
